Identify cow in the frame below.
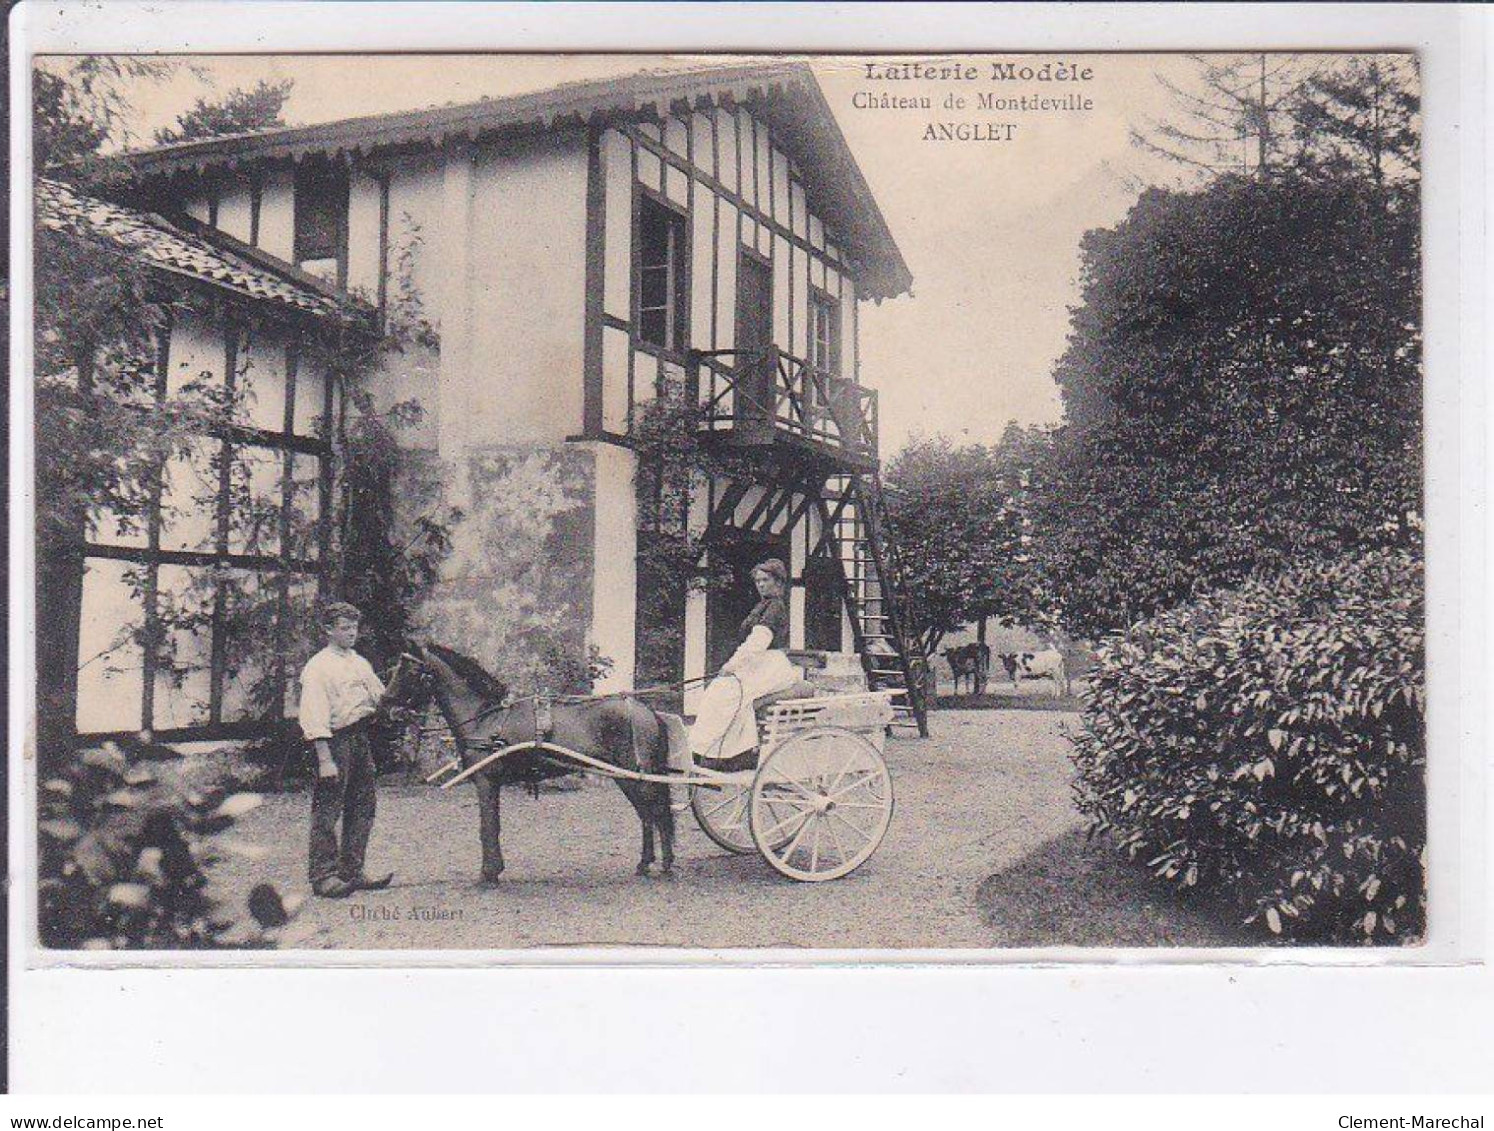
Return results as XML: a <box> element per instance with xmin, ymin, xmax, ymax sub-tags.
<box><xmin>1002</xmin><ymin>648</ymin><xmax>1070</xmax><ymax>696</ymax></box>
<box><xmin>997</xmin><ymin>652</ymin><xmax>1023</xmax><ymax>685</ymax></box>
<box><xmin>943</xmin><ymin>643</ymin><xmax>991</xmax><ymax>695</ymax></box>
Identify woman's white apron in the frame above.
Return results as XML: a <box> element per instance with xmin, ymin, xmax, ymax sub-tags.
<box><xmin>689</xmin><ymin>650</ymin><xmax>800</xmax><ymax>759</ymax></box>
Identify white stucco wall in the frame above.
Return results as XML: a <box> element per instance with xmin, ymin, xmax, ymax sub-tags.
<box><xmin>257</xmin><ymin>167</ymin><xmax>295</xmax><ymax>262</ymax></box>
<box><xmin>164</xmin><ymin>307</ymin><xmax>225</xmax><ymax>398</ymax></box>
<box><xmin>385</xmin><ymin>157</ymin><xmax>447</xmax><ymax>317</ymax></box>
<box><xmin>462</xmin><ymin>131</ymin><xmax>588</xmax><ymax>448</ymax></box>
<box><xmin>160</xmin><ymin>309</ymin><xmax>228</xmax><ymax>557</ymax></box>
<box><xmin>74</xmin><ymin>557</ymin><xmax>145</xmax><ymax>733</ymax></box>
<box><xmin>217</xmin><ymin>183</ymin><xmax>254</xmax><ymax>244</ymax></box>
<box><xmin>587</xmin><ymin>441</ymin><xmax>638</xmax><ymax>692</ymax></box>
<box><xmin>602</xmin><ymin>129</ymin><xmax>631</xmax><ymax>324</ymax></box>
<box><xmin>347</xmin><ymin>169</ymin><xmax>383</xmax><ymax>300</ymax></box>
<box><xmin>237</xmin><ymin>325</ymin><xmax>289</xmax><ymax>432</ymax></box>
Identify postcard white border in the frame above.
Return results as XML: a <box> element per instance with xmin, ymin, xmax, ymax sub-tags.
<box><xmin>8</xmin><ymin>0</ymin><xmax>1489</xmax><ymax>1091</ymax></box>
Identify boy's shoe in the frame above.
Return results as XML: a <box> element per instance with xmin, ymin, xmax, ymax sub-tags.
<box><xmin>313</xmin><ymin>876</ymin><xmax>354</xmax><ymax>899</ymax></box>
<box><xmin>345</xmin><ymin>871</ymin><xmax>395</xmax><ymax>891</ymax></box>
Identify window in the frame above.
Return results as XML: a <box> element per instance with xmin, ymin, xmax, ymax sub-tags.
<box><xmin>637</xmin><ymin>195</ymin><xmax>688</xmax><ymax>352</ymax></box>
<box><xmin>810</xmin><ymin>290</ymin><xmax>842</xmax><ymax>376</ymax></box>
<box><xmin>77</xmin><ymin>321</ymin><xmax>333</xmax><ymax>737</ymax></box>
<box><xmin>294</xmin><ymin>160</ymin><xmax>349</xmax><ymax>286</ymax></box>
<box><xmin>809</xmin><ymin>289</ymin><xmax>853</xmax><ymax>441</ymax></box>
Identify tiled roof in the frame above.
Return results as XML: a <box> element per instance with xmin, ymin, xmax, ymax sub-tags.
<box><xmin>37</xmin><ymin>177</ymin><xmax>365</xmax><ymax>323</ymax></box>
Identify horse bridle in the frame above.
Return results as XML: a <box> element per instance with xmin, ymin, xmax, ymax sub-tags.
<box><xmin>381</xmin><ymin>650</ymin><xmax>435</xmax><ymax>725</ymax></box>
<box><xmin>384</xmin><ymin>648</ymin><xmax>511</xmax><ymax>733</ymax></box>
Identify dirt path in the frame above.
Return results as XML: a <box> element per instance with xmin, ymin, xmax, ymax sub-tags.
<box><xmin>214</xmin><ymin>709</ymin><xmax>1250</xmax><ymax>950</ymax></box>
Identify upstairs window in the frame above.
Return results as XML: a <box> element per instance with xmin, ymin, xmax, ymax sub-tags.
<box><xmin>293</xmin><ymin>160</ymin><xmax>349</xmax><ymax>287</ymax></box>
<box><xmin>810</xmin><ymin>290</ymin><xmax>842</xmax><ymax>376</ymax></box>
<box><xmin>638</xmin><ymin>195</ymin><xmax>688</xmax><ymax>353</ymax></box>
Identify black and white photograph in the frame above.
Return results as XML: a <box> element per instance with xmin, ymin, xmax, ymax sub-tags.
<box><xmin>25</xmin><ymin>46</ymin><xmax>1428</xmax><ymax>955</ymax></box>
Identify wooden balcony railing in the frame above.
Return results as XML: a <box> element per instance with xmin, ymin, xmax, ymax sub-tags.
<box><xmin>687</xmin><ymin>346</ymin><xmax>879</xmax><ymax>465</ymax></box>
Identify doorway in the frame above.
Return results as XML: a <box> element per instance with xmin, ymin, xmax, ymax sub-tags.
<box><xmin>706</xmin><ymin>530</ymin><xmax>789</xmax><ymax>675</ymax></box>
<box><xmin>802</xmin><ymin>555</ymin><xmax>844</xmax><ymax>652</ymax></box>
<box><xmin>734</xmin><ymin>249</ymin><xmax>774</xmax><ymax>427</ymax></box>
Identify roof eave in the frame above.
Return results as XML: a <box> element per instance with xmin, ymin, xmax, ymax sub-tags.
<box><xmin>117</xmin><ymin>61</ymin><xmax>913</xmax><ymax>302</ymax></box>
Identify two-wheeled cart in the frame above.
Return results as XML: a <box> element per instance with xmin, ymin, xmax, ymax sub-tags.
<box><xmin>431</xmin><ymin>685</ymin><xmax>897</xmax><ymax>882</ymax></box>
<box><xmin>686</xmin><ymin>689</ymin><xmax>896</xmax><ymax>882</ymax></box>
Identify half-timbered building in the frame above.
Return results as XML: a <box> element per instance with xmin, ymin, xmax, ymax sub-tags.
<box><xmin>56</xmin><ymin>61</ymin><xmax>927</xmax><ymax>740</ymax></box>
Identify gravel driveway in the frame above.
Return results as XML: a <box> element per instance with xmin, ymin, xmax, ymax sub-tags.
<box><xmin>214</xmin><ymin>709</ymin><xmax>1250</xmax><ymax>950</ymax></box>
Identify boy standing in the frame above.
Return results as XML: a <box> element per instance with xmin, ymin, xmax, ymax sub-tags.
<box><xmin>298</xmin><ymin>602</ymin><xmax>393</xmax><ymax>899</ymax></box>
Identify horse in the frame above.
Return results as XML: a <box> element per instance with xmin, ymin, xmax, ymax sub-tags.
<box><xmin>384</xmin><ymin>642</ymin><xmax>676</xmax><ymax>881</ymax></box>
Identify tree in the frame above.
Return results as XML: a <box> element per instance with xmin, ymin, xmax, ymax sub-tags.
<box><xmin>973</xmin><ymin>424</ymin><xmax>1050</xmax><ymax>636</ymax></box>
<box><xmin>1134</xmin><ymin>53</ymin><xmax>1419</xmax><ymax>188</ymax></box>
<box><xmin>1132</xmin><ymin>54</ymin><xmax>1318</xmax><ymax>176</ymax></box>
<box><xmin>1290</xmin><ymin>56</ymin><xmax>1419</xmax><ymax>189</ymax></box>
<box><xmin>34</xmin><ymin>70</ymin><xmax>108</xmax><ymax>170</ymax></box>
<box><xmin>882</xmin><ymin>429</ymin><xmax>1045</xmax><ymax>656</ymax></box>
<box><xmin>629</xmin><ymin>378</ymin><xmax>755</xmax><ymax>693</ymax></box>
<box><xmin>1038</xmin><ymin>57</ymin><xmax>1421</xmax><ymax>639</ymax></box>
<box><xmin>34</xmin><ymin>58</ymin><xmax>175</xmax><ymax>173</ymax></box>
<box><xmin>153</xmin><ymin>79</ymin><xmax>294</xmax><ymax>146</ymax></box>
<box><xmin>1033</xmin><ymin>168</ymin><xmax>1420</xmax><ymax>640</ymax></box>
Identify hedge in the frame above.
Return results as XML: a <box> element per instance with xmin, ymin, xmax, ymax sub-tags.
<box><xmin>1070</xmin><ymin>549</ymin><xmax>1424</xmax><ymax>944</ymax></box>
<box><xmin>38</xmin><ymin>738</ymin><xmax>290</xmax><ymax>949</ymax></box>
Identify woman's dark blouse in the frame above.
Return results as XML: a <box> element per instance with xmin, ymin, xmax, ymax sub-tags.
<box><xmin>740</xmin><ymin>596</ymin><xmax>789</xmax><ymax>650</ymax></box>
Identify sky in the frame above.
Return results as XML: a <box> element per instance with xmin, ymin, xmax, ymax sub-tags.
<box><xmin>69</xmin><ymin>52</ymin><xmax>1222</xmax><ymax>452</ymax></box>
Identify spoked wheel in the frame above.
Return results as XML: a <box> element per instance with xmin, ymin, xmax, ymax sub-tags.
<box><xmin>749</xmin><ymin>727</ymin><xmax>894</xmax><ymax>882</ymax></box>
<box><xmin>689</xmin><ymin>778</ymin><xmax>757</xmax><ymax>855</ymax></box>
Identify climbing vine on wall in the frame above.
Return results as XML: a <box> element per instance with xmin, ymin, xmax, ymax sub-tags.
<box><xmin>629</xmin><ymin>374</ymin><xmax>756</xmax><ymax>690</ymax></box>
<box><xmin>140</xmin><ymin>232</ymin><xmax>459</xmax><ymax>767</ymax></box>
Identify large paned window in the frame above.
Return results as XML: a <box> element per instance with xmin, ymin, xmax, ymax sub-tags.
<box><xmin>637</xmin><ymin>194</ymin><xmax>688</xmax><ymax>353</ymax></box>
<box><xmin>293</xmin><ymin>159</ymin><xmax>349</xmax><ymax>287</ymax></box>
<box><xmin>75</xmin><ymin>317</ymin><xmax>334</xmax><ymax>737</ymax></box>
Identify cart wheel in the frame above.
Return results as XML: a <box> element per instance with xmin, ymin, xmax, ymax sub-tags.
<box><xmin>749</xmin><ymin>727</ymin><xmax>893</xmax><ymax>882</ymax></box>
<box><xmin>689</xmin><ymin>779</ymin><xmax>756</xmax><ymax>855</ymax></box>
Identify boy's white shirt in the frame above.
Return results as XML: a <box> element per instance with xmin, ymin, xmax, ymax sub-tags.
<box><xmin>297</xmin><ymin>645</ymin><xmax>386</xmax><ymax>740</ymax></box>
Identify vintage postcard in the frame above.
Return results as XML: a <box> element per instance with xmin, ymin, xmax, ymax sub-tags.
<box><xmin>26</xmin><ymin>49</ymin><xmax>1428</xmax><ymax>955</ymax></box>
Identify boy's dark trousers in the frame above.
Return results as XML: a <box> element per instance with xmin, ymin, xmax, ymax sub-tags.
<box><xmin>307</xmin><ymin>720</ymin><xmax>377</xmax><ymax>885</ymax></box>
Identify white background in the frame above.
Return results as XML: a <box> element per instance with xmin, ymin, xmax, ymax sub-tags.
<box><xmin>8</xmin><ymin>1</ymin><xmax>1490</xmax><ymax>1092</ymax></box>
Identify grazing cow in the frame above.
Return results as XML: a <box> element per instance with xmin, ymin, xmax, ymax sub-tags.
<box><xmin>997</xmin><ymin>652</ymin><xmax>1023</xmax><ymax>685</ymax></box>
<box><xmin>1008</xmin><ymin>648</ymin><xmax>1070</xmax><ymax>696</ymax></box>
<box><xmin>943</xmin><ymin>643</ymin><xmax>991</xmax><ymax>695</ymax></box>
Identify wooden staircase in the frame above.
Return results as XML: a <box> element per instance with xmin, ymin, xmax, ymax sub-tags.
<box><xmin>818</xmin><ymin>471</ymin><xmax>930</xmax><ymax>737</ymax></box>
<box><xmin>682</xmin><ymin>345</ymin><xmax>928</xmax><ymax>736</ymax></box>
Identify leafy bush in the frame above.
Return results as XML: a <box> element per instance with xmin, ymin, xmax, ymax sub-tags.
<box><xmin>1071</xmin><ymin>549</ymin><xmax>1424</xmax><ymax>944</ymax></box>
<box><xmin>38</xmin><ymin>738</ymin><xmax>295</xmax><ymax>949</ymax></box>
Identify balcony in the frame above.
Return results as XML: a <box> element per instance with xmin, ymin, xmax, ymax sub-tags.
<box><xmin>687</xmin><ymin>346</ymin><xmax>879</xmax><ymax>472</ymax></box>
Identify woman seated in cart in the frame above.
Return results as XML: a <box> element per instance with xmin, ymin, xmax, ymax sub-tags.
<box><xmin>690</xmin><ymin>558</ymin><xmax>804</xmax><ymax>772</ymax></box>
